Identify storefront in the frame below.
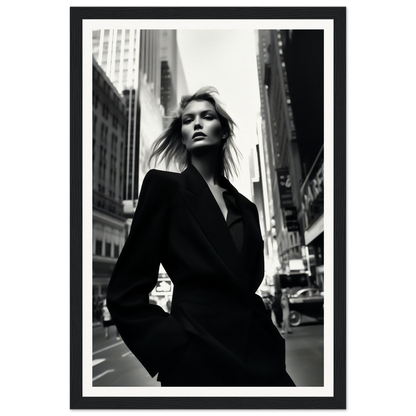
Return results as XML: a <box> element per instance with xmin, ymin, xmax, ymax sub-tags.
<box><xmin>299</xmin><ymin>149</ymin><xmax>324</xmax><ymax>290</ymax></box>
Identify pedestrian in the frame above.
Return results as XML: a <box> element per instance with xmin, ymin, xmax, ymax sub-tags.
<box><xmin>262</xmin><ymin>294</ymin><xmax>273</xmax><ymax>315</ymax></box>
<box><xmin>272</xmin><ymin>290</ymin><xmax>283</xmax><ymax>329</ymax></box>
<box><xmin>107</xmin><ymin>86</ymin><xmax>295</xmax><ymax>387</ymax></box>
<box><xmin>281</xmin><ymin>290</ymin><xmax>292</xmax><ymax>335</ymax></box>
<box><xmin>101</xmin><ymin>299</ymin><xmax>120</xmax><ymax>340</ymax></box>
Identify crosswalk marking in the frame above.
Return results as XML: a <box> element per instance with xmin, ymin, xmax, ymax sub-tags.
<box><xmin>93</xmin><ymin>341</ymin><xmax>124</xmax><ymax>355</ymax></box>
<box><xmin>92</xmin><ymin>358</ymin><xmax>106</xmax><ymax>366</ymax></box>
<box><xmin>93</xmin><ymin>369</ymin><xmax>115</xmax><ymax>382</ymax></box>
<box><xmin>122</xmin><ymin>351</ymin><xmax>132</xmax><ymax>357</ymax></box>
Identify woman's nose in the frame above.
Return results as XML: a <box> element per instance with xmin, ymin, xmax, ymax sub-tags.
<box><xmin>194</xmin><ymin>117</ymin><xmax>202</xmax><ymax>129</ymax></box>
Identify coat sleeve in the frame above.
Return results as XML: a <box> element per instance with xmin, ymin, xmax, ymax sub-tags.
<box><xmin>106</xmin><ymin>169</ymin><xmax>190</xmax><ymax>377</ymax></box>
<box><xmin>249</xmin><ymin>201</ymin><xmax>265</xmax><ymax>291</ymax></box>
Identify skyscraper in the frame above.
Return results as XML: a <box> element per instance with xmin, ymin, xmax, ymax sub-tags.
<box><xmin>280</xmin><ymin>30</ymin><xmax>324</xmax><ymax>288</ymax></box>
<box><xmin>93</xmin><ymin>29</ymin><xmax>188</xmax><ymax>208</ymax></box>
<box><xmin>256</xmin><ymin>30</ymin><xmax>303</xmax><ymax>276</ymax></box>
<box><xmin>256</xmin><ymin>29</ymin><xmax>324</xmax><ymax>288</ymax></box>
<box><xmin>93</xmin><ymin>29</ymin><xmax>142</xmax><ymax>205</ymax></box>
<box><xmin>93</xmin><ymin>29</ymin><xmax>141</xmax><ymax>94</ymax></box>
<box><xmin>160</xmin><ymin>30</ymin><xmax>189</xmax><ymax>121</ymax></box>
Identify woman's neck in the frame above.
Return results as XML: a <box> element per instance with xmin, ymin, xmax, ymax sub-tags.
<box><xmin>191</xmin><ymin>155</ymin><xmax>221</xmax><ymax>186</ymax></box>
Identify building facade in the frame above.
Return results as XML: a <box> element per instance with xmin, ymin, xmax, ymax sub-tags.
<box><xmin>280</xmin><ymin>30</ymin><xmax>324</xmax><ymax>289</ymax></box>
<box><xmin>92</xmin><ymin>57</ymin><xmax>128</xmax><ymax>315</ymax></box>
<box><xmin>256</xmin><ymin>30</ymin><xmax>304</xmax><ymax>277</ymax></box>
<box><xmin>92</xmin><ymin>29</ymin><xmax>189</xmax><ymax>314</ymax></box>
<box><xmin>256</xmin><ymin>29</ymin><xmax>324</xmax><ymax>290</ymax></box>
<box><xmin>93</xmin><ymin>29</ymin><xmax>188</xmax><ymax>209</ymax></box>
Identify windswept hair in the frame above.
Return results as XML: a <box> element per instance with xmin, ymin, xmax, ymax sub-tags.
<box><xmin>149</xmin><ymin>86</ymin><xmax>241</xmax><ymax>178</ymax></box>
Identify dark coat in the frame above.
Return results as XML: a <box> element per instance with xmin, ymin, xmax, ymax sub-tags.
<box><xmin>107</xmin><ymin>164</ymin><xmax>294</xmax><ymax>387</ymax></box>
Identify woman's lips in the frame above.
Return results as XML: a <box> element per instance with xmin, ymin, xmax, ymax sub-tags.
<box><xmin>192</xmin><ymin>133</ymin><xmax>207</xmax><ymax>140</ymax></box>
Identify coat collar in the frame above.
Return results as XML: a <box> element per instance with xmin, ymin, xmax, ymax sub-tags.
<box><xmin>181</xmin><ymin>163</ymin><xmax>209</xmax><ymax>196</ymax></box>
<box><xmin>181</xmin><ymin>163</ymin><xmax>239</xmax><ymax>199</ymax></box>
<box><xmin>180</xmin><ymin>164</ymin><xmax>260</xmax><ymax>293</ymax></box>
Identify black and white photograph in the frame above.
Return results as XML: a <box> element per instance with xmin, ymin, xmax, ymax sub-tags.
<box><xmin>69</xmin><ymin>7</ymin><xmax>345</xmax><ymax>409</ymax></box>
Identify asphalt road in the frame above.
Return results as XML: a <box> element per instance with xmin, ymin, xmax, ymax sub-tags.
<box><xmin>284</xmin><ymin>321</ymin><xmax>324</xmax><ymax>386</ymax></box>
<box><xmin>93</xmin><ymin>325</ymin><xmax>160</xmax><ymax>386</ymax></box>
<box><xmin>92</xmin><ymin>318</ymin><xmax>323</xmax><ymax>387</ymax></box>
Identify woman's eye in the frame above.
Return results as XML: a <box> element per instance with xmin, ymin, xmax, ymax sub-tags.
<box><xmin>183</xmin><ymin>115</ymin><xmax>214</xmax><ymax>124</ymax></box>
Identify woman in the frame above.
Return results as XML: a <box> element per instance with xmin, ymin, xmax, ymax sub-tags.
<box><xmin>107</xmin><ymin>87</ymin><xmax>295</xmax><ymax>387</ymax></box>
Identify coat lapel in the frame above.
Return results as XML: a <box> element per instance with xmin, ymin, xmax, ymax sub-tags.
<box><xmin>179</xmin><ymin>165</ymin><xmax>252</xmax><ymax>294</ymax></box>
<box><xmin>220</xmin><ymin>177</ymin><xmax>264</xmax><ymax>289</ymax></box>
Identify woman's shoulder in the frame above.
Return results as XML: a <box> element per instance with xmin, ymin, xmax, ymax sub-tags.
<box><xmin>144</xmin><ymin>169</ymin><xmax>181</xmax><ymax>184</ymax></box>
<box><xmin>142</xmin><ymin>169</ymin><xmax>183</xmax><ymax>194</ymax></box>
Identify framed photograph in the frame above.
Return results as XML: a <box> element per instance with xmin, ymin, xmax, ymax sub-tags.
<box><xmin>70</xmin><ymin>7</ymin><xmax>346</xmax><ymax>409</ymax></box>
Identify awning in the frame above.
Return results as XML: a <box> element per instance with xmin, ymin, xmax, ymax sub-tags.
<box><xmin>304</xmin><ymin>214</ymin><xmax>324</xmax><ymax>245</ymax></box>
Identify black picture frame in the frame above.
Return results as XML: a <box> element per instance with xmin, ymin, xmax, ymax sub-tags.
<box><xmin>70</xmin><ymin>6</ymin><xmax>346</xmax><ymax>409</ymax></box>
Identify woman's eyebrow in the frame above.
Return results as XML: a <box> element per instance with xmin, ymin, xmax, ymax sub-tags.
<box><xmin>182</xmin><ymin>110</ymin><xmax>215</xmax><ymax>118</ymax></box>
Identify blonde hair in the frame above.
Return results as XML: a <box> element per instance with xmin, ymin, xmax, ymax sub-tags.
<box><xmin>149</xmin><ymin>86</ymin><xmax>241</xmax><ymax>178</ymax></box>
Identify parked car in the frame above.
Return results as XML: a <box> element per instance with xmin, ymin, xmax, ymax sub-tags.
<box><xmin>287</xmin><ymin>287</ymin><xmax>324</xmax><ymax>326</ymax></box>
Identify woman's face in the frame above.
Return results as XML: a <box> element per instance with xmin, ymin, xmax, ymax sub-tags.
<box><xmin>181</xmin><ymin>100</ymin><xmax>225</xmax><ymax>154</ymax></box>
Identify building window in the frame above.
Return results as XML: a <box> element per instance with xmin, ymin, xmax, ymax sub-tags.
<box><xmin>95</xmin><ymin>240</ymin><xmax>102</xmax><ymax>256</ymax></box>
<box><xmin>102</xmin><ymin>104</ymin><xmax>109</xmax><ymax>120</ymax></box>
<box><xmin>114</xmin><ymin>244</ymin><xmax>119</xmax><ymax>258</ymax></box>
<box><xmin>105</xmin><ymin>242</ymin><xmax>111</xmax><ymax>257</ymax></box>
<box><xmin>93</xmin><ymin>115</ymin><xmax>97</xmax><ymax>137</ymax></box>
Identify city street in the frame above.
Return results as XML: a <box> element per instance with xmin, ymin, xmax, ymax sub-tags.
<box><xmin>90</xmin><ymin>27</ymin><xmax>326</xmax><ymax>393</ymax></box>
<box><xmin>92</xmin><ymin>320</ymin><xmax>323</xmax><ymax>387</ymax></box>
<box><xmin>93</xmin><ymin>325</ymin><xmax>160</xmax><ymax>387</ymax></box>
<box><xmin>284</xmin><ymin>321</ymin><xmax>324</xmax><ymax>386</ymax></box>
